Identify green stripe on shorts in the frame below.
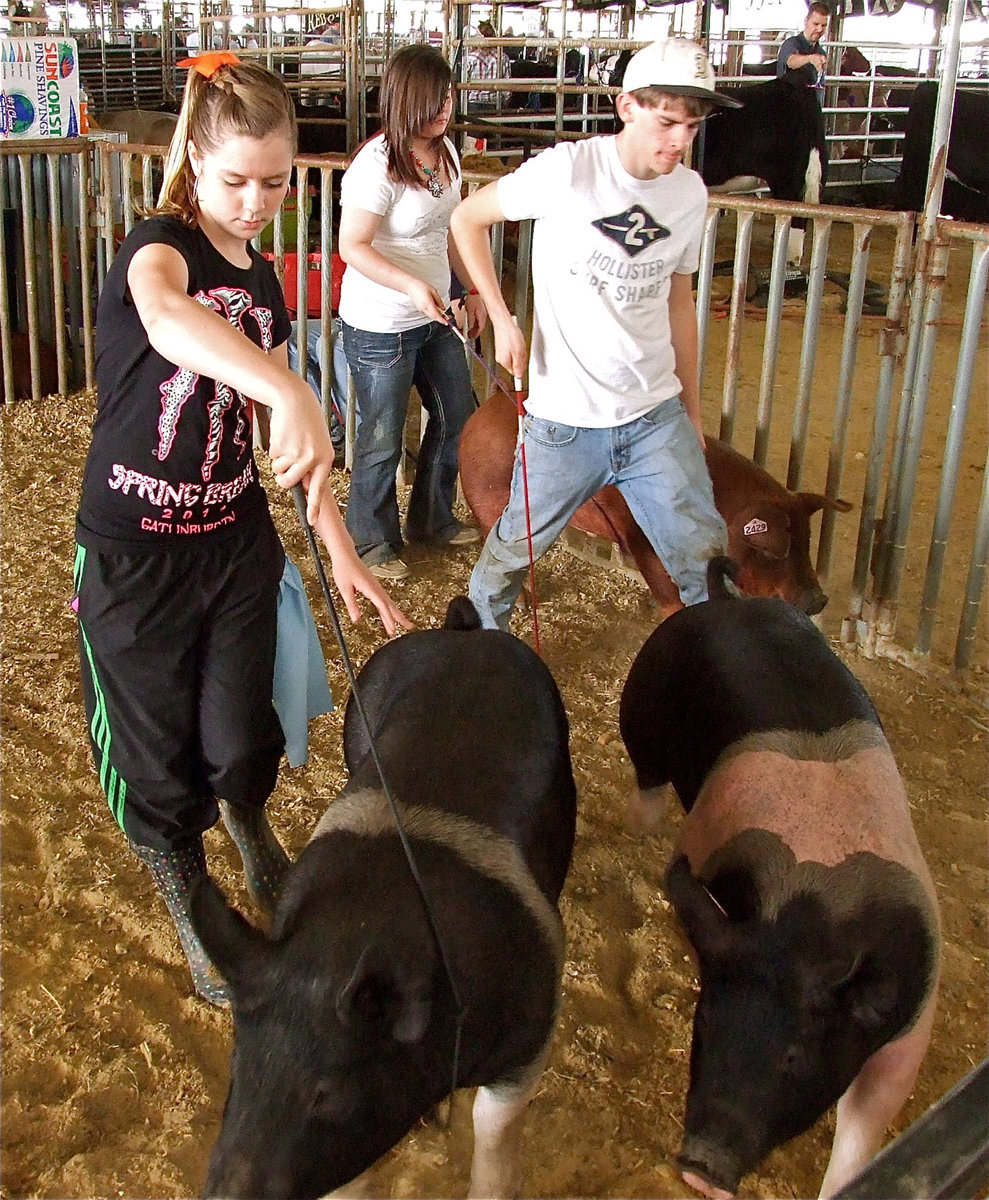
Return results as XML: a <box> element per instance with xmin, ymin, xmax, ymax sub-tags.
<box><xmin>74</xmin><ymin>544</ymin><xmax>127</xmax><ymax>829</ymax></box>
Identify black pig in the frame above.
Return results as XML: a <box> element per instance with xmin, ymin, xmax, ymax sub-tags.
<box><xmin>192</xmin><ymin>596</ymin><xmax>576</xmax><ymax>1199</ymax></box>
<box><xmin>619</xmin><ymin>557</ymin><xmax>940</xmax><ymax>1199</ymax></box>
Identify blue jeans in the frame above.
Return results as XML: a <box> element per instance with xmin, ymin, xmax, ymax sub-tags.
<box><xmin>287</xmin><ymin>319</ymin><xmax>349</xmax><ymax>447</ymax></box>
<box><xmin>468</xmin><ymin>397</ymin><xmax>728</xmax><ymax>631</ymax></box>
<box><xmin>341</xmin><ymin>320</ymin><xmax>474</xmax><ymax>563</ymax></box>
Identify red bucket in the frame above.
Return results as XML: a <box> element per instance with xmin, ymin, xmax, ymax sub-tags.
<box><xmin>264</xmin><ymin>251</ymin><xmax>345</xmax><ymax>316</ymax></box>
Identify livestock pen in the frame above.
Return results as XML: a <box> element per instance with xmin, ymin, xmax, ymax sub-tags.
<box><xmin>4</xmin><ymin>133</ymin><xmax>983</xmax><ymax>674</ymax></box>
<box><xmin>12</xmin><ymin>0</ymin><xmax>986</xmax><ymax>192</ymax></box>
<box><xmin>1</xmin><ymin>43</ymin><xmax>986</xmax><ymax>1200</ymax></box>
<box><xmin>1</xmin><ymin>343</ymin><xmax>985</xmax><ymax>1200</ymax></box>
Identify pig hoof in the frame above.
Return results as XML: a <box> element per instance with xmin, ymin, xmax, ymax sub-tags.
<box><xmin>681</xmin><ymin>1168</ymin><xmax>735</xmax><ymax>1200</ymax></box>
<box><xmin>427</xmin><ymin>1096</ymin><xmax>452</xmax><ymax>1128</ymax></box>
<box><xmin>625</xmin><ymin>786</ymin><xmax>670</xmax><ymax>834</ymax></box>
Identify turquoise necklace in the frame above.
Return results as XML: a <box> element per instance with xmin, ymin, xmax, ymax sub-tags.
<box><xmin>411</xmin><ymin>149</ymin><xmax>445</xmax><ymax>198</ymax></box>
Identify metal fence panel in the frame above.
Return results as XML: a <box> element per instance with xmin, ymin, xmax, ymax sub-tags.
<box><xmin>1</xmin><ymin>141</ymin><xmax>984</xmax><ymax>678</ymax></box>
<box><xmin>0</xmin><ymin>139</ymin><xmax>95</xmax><ymax>403</ymax></box>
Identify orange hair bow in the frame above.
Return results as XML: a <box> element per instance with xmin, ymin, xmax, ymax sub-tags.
<box><xmin>178</xmin><ymin>50</ymin><xmax>241</xmax><ymax>78</ymax></box>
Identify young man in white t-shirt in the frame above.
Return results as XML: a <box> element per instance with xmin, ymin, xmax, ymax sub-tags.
<box><xmin>451</xmin><ymin>38</ymin><xmax>740</xmax><ymax>632</ymax></box>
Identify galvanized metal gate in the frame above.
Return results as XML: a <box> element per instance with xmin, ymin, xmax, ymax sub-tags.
<box><xmin>698</xmin><ymin>195</ymin><xmax>986</xmax><ymax>676</ymax></box>
<box><xmin>1</xmin><ymin>138</ymin><xmax>985</xmax><ymax>677</ymax></box>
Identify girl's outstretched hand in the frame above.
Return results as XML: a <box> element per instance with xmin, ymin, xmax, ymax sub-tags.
<box><xmin>308</xmin><ymin>487</ymin><xmax>414</xmax><ymax>635</ymax></box>
<box><xmin>329</xmin><ymin>543</ymin><xmax>415</xmax><ymax>635</ymax></box>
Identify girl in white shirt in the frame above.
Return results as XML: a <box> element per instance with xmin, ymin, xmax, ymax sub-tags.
<box><xmin>338</xmin><ymin>43</ymin><xmax>485</xmax><ymax>580</ymax></box>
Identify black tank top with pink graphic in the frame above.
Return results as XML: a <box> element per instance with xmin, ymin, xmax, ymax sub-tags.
<box><xmin>77</xmin><ymin>216</ymin><xmax>291</xmax><ymax>549</ymax></box>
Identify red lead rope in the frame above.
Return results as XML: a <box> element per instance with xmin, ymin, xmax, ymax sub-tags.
<box><xmin>514</xmin><ymin>376</ymin><xmax>541</xmax><ymax>656</ymax></box>
<box><xmin>443</xmin><ymin>309</ymin><xmax>541</xmax><ymax>654</ymax></box>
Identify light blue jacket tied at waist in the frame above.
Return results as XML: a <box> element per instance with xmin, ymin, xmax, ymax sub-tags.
<box><xmin>273</xmin><ymin>555</ymin><xmax>334</xmax><ymax>768</ymax></box>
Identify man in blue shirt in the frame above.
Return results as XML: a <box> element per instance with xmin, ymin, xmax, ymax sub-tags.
<box><xmin>777</xmin><ymin>2</ymin><xmax>830</xmax><ymax>102</ymax></box>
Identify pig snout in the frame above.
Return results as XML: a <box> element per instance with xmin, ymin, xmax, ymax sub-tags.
<box><xmin>680</xmin><ymin>1165</ymin><xmax>735</xmax><ymax>1200</ymax></box>
<box><xmin>204</xmin><ymin>1143</ymin><xmax>321</xmax><ymax>1200</ymax></box>
<box><xmin>678</xmin><ymin>1133</ymin><xmax>744</xmax><ymax>1200</ymax></box>
<box><xmin>780</xmin><ymin>579</ymin><xmax>827</xmax><ymax>616</ymax></box>
<box><xmin>203</xmin><ymin>1158</ymin><xmax>239</xmax><ymax>1199</ymax></box>
<box><xmin>203</xmin><ymin>1155</ymin><xmax>283</xmax><ymax>1200</ymax></box>
<box><xmin>734</xmin><ymin>564</ymin><xmax>828</xmax><ymax>615</ymax></box>
<box><xmin>800</xmin><ymin>585</ymin><xmax>828</xmax><ymax>616</ymax></box>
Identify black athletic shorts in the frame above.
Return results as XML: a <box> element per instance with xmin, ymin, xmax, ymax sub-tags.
<box><xmin>75</xmin><ymin>519</ymin><xmax>286</xmax><ymax>850</ymax></box>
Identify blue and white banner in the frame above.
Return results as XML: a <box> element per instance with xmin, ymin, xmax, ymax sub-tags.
<box><xmin>0</xmin><ymin>37</ymin><xmax>81</xmax><ymax>139</ymax></box>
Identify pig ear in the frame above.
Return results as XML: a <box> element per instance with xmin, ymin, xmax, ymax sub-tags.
<box><xmin>803</xmin><ymin>949</ymin><xmax>861</xmax><ymax>1011</ymax></box>
<box><xmin>837</xmin><ymin>954</ymin><xmax>901</xmax><ymax>1031</ymax></box>
<box><xmin>807</xmin><ymin>952</ymin><xmax>899</xmax><ymax>1030</ymax></box>
<box><xmin>849</xmin><ymin>973</ymin><xmax>900</xmax><ymax>1030</ymax></box>
<box><xmin>797</xmin><ymin>491</ymin><xmax>854</xmax><ymax>516</ymax></box>
<box><xmin>336</xmin><ymin>944</ymin><xmax>433</xmax><ymax>1044</ymax></box>
<box><xmin>740</xmin><ymin>507</ymin><xmax>790</xmax><ymax>560</ymax></box>
<box><xmin>664</xmin><ymin>855</ymin><xmax>733</xmax><ymax>963</ymax></box>
<box><xmin>188</xmin><ymin>875</ymin><xmax>271</xmax><ymax>999</ymax></box>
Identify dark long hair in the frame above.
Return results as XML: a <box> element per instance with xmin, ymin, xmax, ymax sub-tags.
<box><xmin>379</xmin><ymin>43</ymin><xmax>456</xmax><ymax>189</ymax></box>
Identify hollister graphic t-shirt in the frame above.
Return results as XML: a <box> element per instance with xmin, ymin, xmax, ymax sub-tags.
<box><xmin>497</xmin><ymin>136</ymin><xmax>707</xmax><ymax>428</ymax></box>
<box><xmin>77</xmin><ymin>217</ymin><xmax>291</xmax><ymax>549</ymax></box>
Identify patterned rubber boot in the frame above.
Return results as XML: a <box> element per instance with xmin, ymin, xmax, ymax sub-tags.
<box><xmin>218</xmin><ymin>800</ymin><xmax>292</xmax><ymax>920</ymax></box>
<box><xmin>128</xmin><ymin>836</ymin><xmax>229</xmax><ymax>1008</ymax></box>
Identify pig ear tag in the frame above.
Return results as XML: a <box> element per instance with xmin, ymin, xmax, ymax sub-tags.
<box><xmin>290</xmin><ymin>485</ymin><xmax>465</xmax><ymax>1102</ymax></box>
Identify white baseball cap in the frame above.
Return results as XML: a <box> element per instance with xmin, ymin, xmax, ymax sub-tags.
<box><xmin>621</xmin><ymin>39</ymin><xmax>742</xmax><ymax>109</ymax></box>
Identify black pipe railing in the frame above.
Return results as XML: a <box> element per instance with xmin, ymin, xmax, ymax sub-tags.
<box><xmin>834</xmin><ymin>1057</ymin><xmax>989</xmax><ymax>1200</ymax></box>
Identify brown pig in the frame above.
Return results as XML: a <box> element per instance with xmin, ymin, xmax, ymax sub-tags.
<box><xmin>458</xmin><ymin>391</ymin><xmax>852</xmax><ymax>619</ymax></box>
<box><xmin>10</xmin><ymin>331</ymin><xmax>59</xmax><ymax>401</ymax></box>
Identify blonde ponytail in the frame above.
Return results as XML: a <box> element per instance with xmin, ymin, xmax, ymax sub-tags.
<box><xmin>155</xmin><ymin>58</ymin><xmax>297</xmax><ymax>225</ymax></box>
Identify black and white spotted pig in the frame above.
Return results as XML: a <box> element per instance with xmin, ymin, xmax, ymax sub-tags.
<box><xmin>190</xmin><ymin>596</ymin><xmax>577</xmax><ymax>1200</ymax></box>
<box><xmin>619</xmin><ymin>557</ymin><xmax>940</xmax><ymax>1200</ymax></box>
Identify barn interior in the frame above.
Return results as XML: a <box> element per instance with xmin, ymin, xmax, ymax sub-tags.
<box><xmin>1</xmin><ymin>0</ymin><xmax>987</xmax><ymax>1196</ymax></box>
<box><xmin>4</xmin><ymin>0</ymin><xmax>987</xmax><ymax>173</ymax></box>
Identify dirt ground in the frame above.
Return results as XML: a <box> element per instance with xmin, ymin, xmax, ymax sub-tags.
<box><xmin>2</xmin><ymin>355</ymin><xmax>986</xmax><ymax>1199</ymax></box>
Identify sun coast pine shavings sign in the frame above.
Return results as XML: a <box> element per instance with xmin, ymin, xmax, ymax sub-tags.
<box><xmin>0</xmin><ymin>37</ymin><xmax>81</xmax><ymax>139</ymax></box>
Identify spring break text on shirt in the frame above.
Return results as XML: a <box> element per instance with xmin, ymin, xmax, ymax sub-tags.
<box><xmin>107</xmin><ymin>459</ymin><xmax>255</xmax><ymax>533</ymax></box>
<box><xmin>584</xmin><ymin>250</ymin><xmax>668</xmax><ymax>303</ymax></box>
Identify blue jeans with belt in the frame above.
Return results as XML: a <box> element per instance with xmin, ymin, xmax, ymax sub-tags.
<box><xmin>341</xmin><ymin>319</ymin><xmax>474</xmax><ymax>564</ymax></box>
<box><xmin>468</xmin><ymin>396</ymin><xmax>728</xmax><ymax>631</ymax></box>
